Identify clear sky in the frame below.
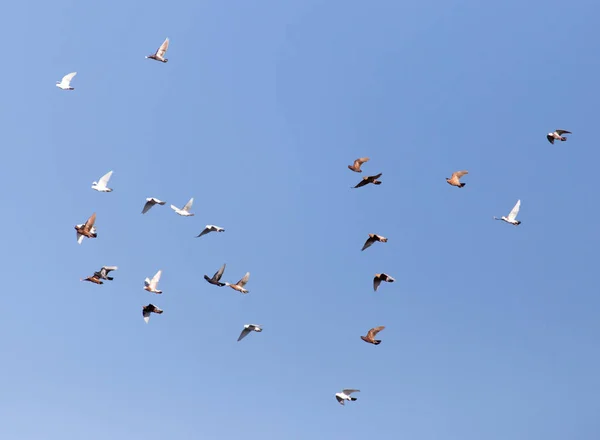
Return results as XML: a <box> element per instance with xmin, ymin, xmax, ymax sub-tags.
<box><xmin>1</xmin><ymin>0</ymin><xmax>599</xmax><ymax>439</ymax></box>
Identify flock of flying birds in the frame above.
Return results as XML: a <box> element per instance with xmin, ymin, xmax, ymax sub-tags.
<box><xmin>57</xmin><ymin>37</ymin><xmax>573</xmax><ymax>406</ymax></box>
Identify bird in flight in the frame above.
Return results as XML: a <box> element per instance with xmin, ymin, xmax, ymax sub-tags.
<box><xmin>91</xmin><ymin>171</ymin><xmax>113</xmax><ymax>192</ymax></box>
<box><xmin>446</xmin><ymin>170</ymin><xmax>468</xmax><ymax>188</ymax></box>
<box><xmin>75</xmin><ymin>213</ymin><xmax>97</xmax><ymax>244</ymax></box>
<box><xmin>171</xmin><ymin>198</ymin><xmax>194</xmax><ymax>216</ymax></box>
<box><xmin>546</xmin><ymin>129</ymin><xmax>571</xmax><ymax>144</ymax></box>
<box><xmin>146</xmin><ymin>37</ymin><xmax>170</xmax><ymax>63</ymax></box>
<box><xmin>335</xmin><ymin>389</ymin><xmax>359</xmax><ymax>406</ymax></box>
<box><xmin>360</xmin><ymin>326</ymin><xmax>385</xmax><ymax>345</ymax></box>
<box><xmin>361</xmin><ymin>233</ymin><xmax>388</xmax><ymax>251</ymax></box>
<box><xmin>141</xmin><ymin>198</ymin><xmax>166</xmax><ymax>214</ymax></box>
<box><xmin>144</xmin><ymin>269</ymin><xmax>163</xmax><ymax>294</ymax></box>
<box><xmin>224</xmin><ymin>272</ymin><xmax>250</xmax><ymax>294</ymax></box>
<box><xmin>373</xmin><ymin>273</ymin><xmax>395</xmax><ymax>292</ymax></box>
<box><xmin>237</xmin><ymin>324</ymin><xmax>262</xmax><ymax>342</ymax></box>
<box><xmin>196</xmin><ymin>225</ymin><xmax>225</xmax><ymax>238</ymax></box>
<box><xmin>204</xmin><ymin>263</ymin><xmax>227</xmax><ymax>287</ymax></box>
<box><xmin>352</xmin><ymin>173</ymin><xmax>382</xmax><ymax>189</ymax></box>
<box><xmin>56</xmin><ymin>72</ymin><xmax>77</xmax><ymax>90</ymax></box>
<box><xmin>348</xmin><ymin>157</ymin><xmax>370</xmax><ymax>173</ymax></box>
<box><xmin>142</xmin><ymin>304</ymin><xmax>163</xmax><ymax>323</ymax></box>
<box><xmin>494</xmin><ymin>199</ymin><xmax>522</xmax><ymax>226</ymax></box>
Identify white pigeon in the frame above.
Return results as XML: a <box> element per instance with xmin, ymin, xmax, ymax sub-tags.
<box><xmin>494</xmin><ymin>199</ymin><xmax>522</xmax><ymax>226</ymax></box>
<box><xmin>335</xmin><ymin>389</ymin><xmax>360</xmax><ymax>406</ymax></box>
<box><xmin>196</xmin><ymin>224</ymin><xmax>225</xmax><ymax>238</ymax></box>
<box><xmin>237</xmin><ymin>324</ymin><xmax>262</xmax><ymax>342</ymax></box>
<box><xmin>146</xmin><ymin>37</ymin><xmax>170</xmax><ymax>63</ymax></box>
<box><xmin>171</xmin><ymin>198</ymin><xmax>194</xmax><ymax>216</ymax></box>
<box><xmin>91</xmin><ymin>170</ymin><xmax>113</xmax><ymax>192</ymax></box>
<box><xmin>56</xmin><ymin>72</ymin><xmax>77</xmax><ymax>90</ymax></box>
<box><xmin>142</xmin><ymin>197</ymin><xmax>166</xmax><ymax>214</ymax></box>
<box><xmin>144</xmin><ymin>269</ymin><xmax>163</xmax><ymax>294</ymax></box>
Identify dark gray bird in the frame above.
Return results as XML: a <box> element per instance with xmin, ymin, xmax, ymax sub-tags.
<box><xmin>204</xmin><ymin>263</ymin><xmax>226</xmax><ymax>287</ymax></box>
<box><xmin>352</xmin><ymin>173</ymin><xmax>382</xmax><ymax>189</ymax></box>
<box><xmin>94</xmin><ymin>266</ymin><xmax>118</xmax><ymax>281</ymax></box>
<box><xmin>142</xmin><ymin>304</ymin><xmax>163</xmax><ymax>323</ymax></box>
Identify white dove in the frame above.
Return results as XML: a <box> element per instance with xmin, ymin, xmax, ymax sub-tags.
<box><xmin>56</xmin><ymin>72</ymin><xmax>77</xmax><ymax>90</ymax></box>
<box><xmin>142</xmin><ymin>197</ymin><xmax>166</xmax><ymax>214</ymax></box>
<box><xmin>196</xmin><ymin>225</ymin><xmax>225</xmax><ymax>238</ymax></box>
<box><xmin>146</xmin><ymin>37</ymin><xmax>170</xmax><ymax>63</ymax></box>
<box><xmin>494</xmin><ymin>199</ymin><xmax>522</xmax><ymax>226</ymax></box>
<box><xmin>144</xmin><ymin>269</ymin><xmax>163</xmax><ymax>294</ymax></box>
<box><xmin>335</xmin><ymin>389</ymin><xmax>360</xmax><ymax>406</ymax></box>
<box><xmin>237</xmin><ymin>324</ymin><xmax>262</xmax><ymax>342</ymax></box>
<box><xmin>91</xmin><ymin>171</ymin><xmax>113</xmax><ymax>192</ymax></box>
<box><xmin>171</xmin><ymin>198</ymin><xmax>194</xmax><ymax>216</ymax></box>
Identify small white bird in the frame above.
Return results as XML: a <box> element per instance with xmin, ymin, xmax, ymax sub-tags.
<box><xmin>335</xmin><ymin>389</ymin><xmax>360</xmax><ymax>406</ymax></box>
<box><xmin>142</xmin><ymin>197</ymin><xmax>166</xmax><ymax>214</ymax></box>
<box><xmin>146</xmin><ymin>37</ymin><xmax>170</xmax><ymax>63</ymax></box>
<box><xmin>171</xmin><ymin>198</ymin><xmax>194</xmax><ymax>216</ymax></box>
<box><xmin>237</xmin><ymin>324</ymin><xmax>262</xmax><ymax>342</ymax></box>
<box><xmin>56</xmin><ymin>72</ymin><xmax>77</xmax><ymax>90</ymax></box>
<box><xmin>494</xmin><ymin>199</ymin><xmax>522</xmax><ymax>226</ymax></box>
<box><xmin>196</xmin><ymin>225</ymin><xmax>225</xmax><ymax>238</ymax></box>
<box><xmin>144</xmin><ymin>269</ymin><xmax>163</xmax><ymax>294</ymax></box>
<box><xmin>91</xmin><ymin>170</ymin><xmax>113</xmax><ymax>192</ymax></box>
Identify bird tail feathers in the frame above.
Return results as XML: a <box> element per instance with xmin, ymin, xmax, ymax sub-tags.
<box><xmin>350</xmin><ymin>397</ymin><xmax>357</xmax><ymax>401</ymax></box>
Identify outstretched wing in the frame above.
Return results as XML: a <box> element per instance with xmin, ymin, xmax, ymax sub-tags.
<box><xmin>182</xmin><ymin>198</ymin><xmax>194</xmax><ymax>212</ymax></box>
<box><xmin>369</xmin><ymin>173</ymin><xmax>383</xmax><ymax>181</ymax></box>
<box><xmin>157</xmin><ymin>38</ymin><xmax>169</xmax><ymax>57</ymax></box>
<box><xmin>237</xmin><ymin>327</ymin><xmax>251</xmax><ymax>341</ymax></box>
<box><xmin>361</xmin><ymin>236</ymin><xmax>375</xmax><ymax>251</ymax></box>
<box><xmin>336</xmin><ymin>395</ymin><xmax>345</xmax><ymax>405</ymax></box>
<box><xmin>367</xmin><ymin>326</ymin><xmax>385</xmax><ymax>339</ymax></box>
<box><xmin>197</xmin><ymin>227</ymin><xmax>210</xmax><ymax>237</ymax></box>
<box><xmin>98</xmin><ymin>170</ymin><xmax>113</xmax><ymax>186</ymax></box>
<box><xmin>77</xmin><ymin>232</ymin><xmax>84</xmax><ymax>244</ymax></box>
<box><xmin>150</xmin><ymin>270</ymin><xmax>162</xmax><ymax>288</ymax></box>
<box><xmin>142</xmin><ymin>200</ymin><xmax>154</xmax><ymax>214</ymax></box>
<box><xmin>343</xmin><ymin>389</ymin><xmax>360</xmax><ymax>395</ymax></box>
<box><xmin>373</xmin><ymin>276</ymin><xmax>382</xmax><ymax>292</ymax></box>
<box><xmin>236</xmin><ymin>272</ymin><xmax>250</xmax><ymax>287</ymax></box>
<box><xmin>83</xmin><ymin>213</ymin><xmax>96</xmax><ymax>231</ymax></box>
<box><xmin>556</xmin><ymin>129</ymin><xmax>571</xmax><ymax>135</ymax></box>
<box><xmin>214</xmin><ymin>264</ymin><xmax>226</xmax><ymax>282</ymax></box>
<box><xmin>62</xmin><ymin>72</ymin><xmax>77</xmax><ymax>85</ymax></box>
<box><xmin>546</xmin><ymin>134</ymin><xmax>555</xmax><ymax>144</ymax></box>
<box><xmin>452</xmin><ymin>170</ymin><xmax>468</xmax><ymax>179</ymax></box>
<box><xmin>354</xmin><ymin>179</ymin><xmax>368</xmax><ymax>188</ymax></box>
<box><xmin>507</xmin><ymin>199</ymin><xmax>521</xmax><ymax>221</ymax></box>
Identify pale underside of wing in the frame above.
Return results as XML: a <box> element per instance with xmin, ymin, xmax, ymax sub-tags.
<box><xmin>98</xmin><ymin>170</ymin><xmax>113</xmax><ymax>186</ymax></box>
<box><xmin>343</xmin><ymin>389</ymin><xmax>359</xmax><ymax>395</ymax></box>
<box><xmin>84</xmin><ymin>213</ymin><xmax>96</xmax><ymax>230</ymax></box>
<box><xmin>367</xmin><ymin>326</ymin><xmax>385</xmax><ymax>339</ymax></box>
<box><xmin>62</xmin><ymin>72</ymin><xmax>77</xmax><ymax>84</ymax></box>
<box><xmin>452</xmin><ymin>170</ymin><xmax>468</xmax><ymax>179</ymax></box>
<box><xmin>237</xmin><ymin>272</ymin><xmax>250</xmax><ymax>287</ymax></box>
<box><xmin>507</xmin><ymin>200</ymin><xmax>521</xmax><ymax>220</ymax></box>
<box><xmin>144</xmin><ymin>277</ymin><xmax>151</xmax><ymax>287</ymax></box>
<box><xmin>157</xmin><ymin>38</ymin><xmax>169</xmax><ymax>57</ymax></box>
<box><xmin>182</xmin><ymin>198</ymin><xmax>194</xmax><ymax>212</ymax></box>
<box><xmin>150</xmin><ymin>270</ymin><xmax>162</xmax><ymax>288</ymax></box>
<box><xmin>77</xmin><ymin>232</ymin><xmax>84</xmax><ymax>244</ymax></box>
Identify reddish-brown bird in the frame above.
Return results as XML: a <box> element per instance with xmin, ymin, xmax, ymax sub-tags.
<box><xmin>373</xmin><ymin>273</ymin><xmax>395</xmax><ymax>291</ymax></box>
<box><xmin>361</xmin><ymin>326</ymin><xmax>385</xmax><ymax>345</ymax></box>
<box><xmin>348</xmin><ymin>157</ymin><xmax>370</xmax><ymax>173</ymax></box>
<box><xmin>446</xmin><ymin>170</ymin><xmax>468</xmax><ymax>188</ymax></box>
<box><xmin>75</xmin><ymin>213</ymin><xmax>97</xmax><ymax>244</ymax></box>
<box><xmin>81</xmin><ymin>275</ymin><xmax>103</xmax><ymax>285</ymax></box>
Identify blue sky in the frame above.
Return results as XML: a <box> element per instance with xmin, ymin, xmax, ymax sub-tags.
<box><xmin>1</xmin><ymin>0</ymin><xmax>598</xmax><ymax>438</ymax></box>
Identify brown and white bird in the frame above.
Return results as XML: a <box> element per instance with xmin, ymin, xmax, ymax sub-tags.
<box><xmin>142</xmin><ymin>304</ymin><xmax>163</xmax><ymax>323</ymax></box>
<box><xmin>81</xmin><ymin>274</ymin><xmax>103</xmax><ymax>285</ymax></box>
<box><xmin>546</xmin><ymin>129</ymin><xmax>571</xmax><ymax>144</ymax></box>
<box><xmin>361</xmin><ymin>326</ymin><xmax>385</xmax><ymax>345</ymax></box>
<box><xmin>348</xmin><ymin>157</ymin><xmax>370</xmax><ymax>173</ymax></box>
<box><xmin>237</xmin><ymin>324</ymin><xmax>262</xmax><ymax>342</ymax></box>
<box><xmin>204</xmin><ymin>263</ymin><xmax>226</xmax><ymax>287</ymax></box>
<box><xmin>75</xmin><ymin>213</ymin><xmax>97</xmax><ymax>244</ymax></box>
<box><xmin>145</xmin><ymin>37</ymin><xmax>170</xmax><ymax>63</ymax></box>
<box><xmin>224</xmin><ymin>272</ymin><xmax>250</xmax><ymax>294</ymax></box>
<box><xmin>373</xmin><ymin>273</ymin><xmax>395</xmax><ymax>292</ymax></box>
<box><xmin>352</xmin><ymin>173</ymin><xmax>382</xmax><ymax>189</ymax></box>
<box><xmin>446</xmin><ymin>170</ymin><xmax>468</xmax><ymax>188</ymax></box>
<box><xmin>361</xmin><ymin>233</ymin><xmax>388</xmax><ymax>251</ymax></box>
<box><xmin>141</xmin><ymin>197</ymin><xmax>166</xmax><ymax>214</ymax></box>
<box><xmin>144</xmin><ymin>270</ymin><xmax>163</xmax><ymax>294</ymax></box>
<box><xmin>196</xmin><ymin>225</ymin><xmax>225</xmax><ymax>238</ymax></box>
